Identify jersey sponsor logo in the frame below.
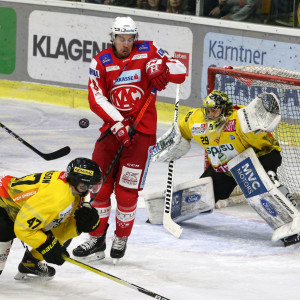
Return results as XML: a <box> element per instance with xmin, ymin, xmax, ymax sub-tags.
<box><xmin>157</xmin><ymin>48</ymin><xmax>165</xmax><ymax>57</ymax></box>
<box><xmin>113</xmin><ymin>69</ymin><xmax>141</xmax><ymax>85</ymax></box>
<box><xmin>58</xmin><ymin>171</ymin><xmax>68</xmax><ymax>183</ymax></box>
<box><xmin>119</xmin><ymin>166</ymin><xmax>142</xmax><ymax>189</ymax></box>
<box><xmin>132</xmin><ymin>53</ymin><xmax>148</xmax><ymax>60</ymax></box>
<box><xmin>207</xmin><ymin>143</ymin><xmax>239</xmax><ymax>171</ymax></box>
<box><xmin>59</xmin><ymin>203</ymin><xmax>73</xmax><ymax>218</ymax></box>
<box><xmin>137</xmin><ymin>42</ymin><xmax>150</xmax><ymax>52</ymax></box>
<box><xmin>230</xmin><ymin>158</ymin><xmax>267</xmax><ymax>198</ymax></box>
<box><xmin>260</xmin><ymin>199</ymin><xmax>277</xmax><ymax>216</ymax></box>
<box><xmin>218</xmin><ymin>152</ymin><xmax>227</xmax><ymax>163</ymax></box>
<box><xmin>224</xmin><ymin>119</ymin><xmax>236</xmax><ymax>132</ymax></box>
<box><xmin>206</xmin><ymin>143</ymin><xmax>235</xmax><ymax>157</ymax></box>
<box><xmin>100</xmin><ymin>53</ymin><xmax>113</xmax><ymax>65</ymax></box>
<box><xmin>185</xmin><ymin>194</ymin><xmax>201</xmax><ymax>203</ymax></box>
<box><xmin>106</xmin><ymin>65</ymin><xmax>120</xmax><ymax>72</ymax></box>
<box><xmin>229</xmin><ymin>135</ymin><xmax>235</xmax><ymax>140</ymax></box>
<box><xmin>110</xmin><ymin>85</ymin><xmax>144</xmax><ymax>111</ymax></box>
<box><xmin>13</xmin><ymin>189</ymin><xmax>37</xmax><ymax>202</ymax></box>
<box><xmin>89</xmin><ymin>68</ymin><xmax>100</xmax><ymax>78</ymax></box>
<box><xmin>191</xmin><ymin>123</ymin><xmax>206</xmax><ymax>135</ymax></box>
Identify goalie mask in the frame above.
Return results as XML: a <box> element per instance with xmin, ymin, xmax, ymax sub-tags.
<box><xmin>66</xmin><ymin>157</ymin><xmax>102</xmax><ymax>196</ymax></box>
<box><xmin>111</xmin><ymin>17</ymin><xmax>138</xmax><ymax>43</ymax></box>
<box><xmin>201</xmin><ymin>90</ymin><xmax>233</xmax><ymax>130</ymax></box>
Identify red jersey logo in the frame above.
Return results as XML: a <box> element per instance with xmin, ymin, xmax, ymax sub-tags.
<box><xmin>110</xmin><ymin>85</ymin><xmax>144</xmax><ymax>111</ymax></box>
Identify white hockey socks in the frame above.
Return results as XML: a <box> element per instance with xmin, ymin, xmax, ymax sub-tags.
<box><xmin>0</xmin><ymin>240</ymin><xmax>12</xmax><ymax>275</ymax></box>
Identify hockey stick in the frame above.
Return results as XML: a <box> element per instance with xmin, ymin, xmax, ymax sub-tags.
<box><xmin>63</xmin><ymin>255</ymin><xmax>170</xmax><ymax>299</ymax></box>
<box><xmin>90</xmin><ymin>88</ymin><xmax>157</xmax><ymax>203</ymax></box>
<box><xmin>0</xmin><ymin>122</ymin><xmax>71</xmax><ymax>161</ymax></box>
<box><xmin>163</xmin><ymin>84</ymin><xmax>183</xmax><ymax>238</ymax></box>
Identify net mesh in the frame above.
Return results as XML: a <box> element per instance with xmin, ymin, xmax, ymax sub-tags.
<box><xmin>209</xmin><ymin>65</ymin><xmax>300</xmax><ymax>201</ymax></box>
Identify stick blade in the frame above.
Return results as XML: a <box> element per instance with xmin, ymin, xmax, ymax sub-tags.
<box><xmin>41</xmin><ymin>146</ymin><xmax>71</xmax><ymax>161</ymax></box>
<box><xmin>163</xmin><ymin>215</ymin><xmax>183</xmax><ymax>238</ymax></box>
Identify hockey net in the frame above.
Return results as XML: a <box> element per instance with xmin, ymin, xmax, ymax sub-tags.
<box><xmin>207</xmin><ymin>66</ymin><xmax>300</xmax><ymax>208</ymax></box>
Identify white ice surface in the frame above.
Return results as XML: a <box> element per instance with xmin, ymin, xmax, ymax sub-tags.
<box><xmin>1</xmin><ymin>98</ymin><xmax>300</xmax><ymax>300</ymax></box>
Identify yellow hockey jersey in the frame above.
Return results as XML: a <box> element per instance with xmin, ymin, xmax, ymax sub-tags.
<box><xmin>179</xmin><ymin>106</ymin><xmax>281</xmax><ymax>174</ymax></box>
<box><xmin>0</xmin><ymin>171</ymin><xmax>82</xmax><ymax>249</ymax></box>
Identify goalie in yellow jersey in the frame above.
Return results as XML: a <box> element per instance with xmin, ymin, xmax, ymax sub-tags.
<box><xmin>0</xmin><ymin>157</ymin><xmax>102</xmax><ymax>280</ymax></box>
<box><xmin>151</xmin><ymin>90</ymin><xmax>298</xmax><ymax>246</ymax></box>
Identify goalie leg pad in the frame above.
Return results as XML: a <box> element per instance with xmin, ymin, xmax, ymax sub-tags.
<box><xmin>144</xmin><ymin>177</ymin><xmax>214</xmax><ymax>224</ymax></box>
<box><xmin>228</xmin><ymin>148</ymin><xmax>300</xmax><ymax>241</ymax></box>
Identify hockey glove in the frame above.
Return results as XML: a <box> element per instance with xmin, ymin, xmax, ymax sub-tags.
<box><xmin>36</xmin><ymin>233</ymin><xmax>69</xmax><ymax>265</ymax></box>
<box><xmin>110</xmin><ymin>121</ymin><xmax>131</xmax><ymax>147</ymax></box>
<box><xmin>146</xmin><ymin>58</ymin><xmax>170</xmax><ymax>91</ymax></box>
<box><xmin>75</xmin><ymin>202</ymin><xmax>100</xmax><ymax>233</ymax></box>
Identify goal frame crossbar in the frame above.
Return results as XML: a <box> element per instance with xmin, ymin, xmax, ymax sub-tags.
<box><xmin>207</xmin><ymin>66</ymin><xmax>300</xmax><ymax>95</ymax></box>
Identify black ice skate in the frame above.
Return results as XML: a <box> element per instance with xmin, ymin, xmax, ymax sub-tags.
<box><xmin>281</xmin><ymin>234</ymin><xmax>300</xmax><ymax>247</ymax></box>
<box><xmin>110</xmin><ymin>234</ymin><xmax>128</xmax><ymax>264</ymax></box>
<box><xmin>14</xmin><ymin>251</ymin><xmax>55</xmax><ymax>280</ymax></box>
<box><xmin>73</xmin><ymin>224</ymin><xmax>109</xmax><ymax>260</ymax></box>
<box><xmin>72</xmin><ymin>236</ymin><xmax>106</xmax><ymax>260</ymax></box>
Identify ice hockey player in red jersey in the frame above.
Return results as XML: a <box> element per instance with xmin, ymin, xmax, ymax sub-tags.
<box><xmin>73</xmin><ymin>16</ymin><xmax>186</xmax><ymax>263</ymax></box>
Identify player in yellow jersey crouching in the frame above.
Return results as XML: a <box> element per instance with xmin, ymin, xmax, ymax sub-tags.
<box><xmin>0</xmin><ymin>157</ymin><xmax>102</xmax><ymax>280</ymax></box>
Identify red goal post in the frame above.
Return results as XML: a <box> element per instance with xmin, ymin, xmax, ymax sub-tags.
<box><xmin>206</xmin><ymin>65</ymin><xmax>300</xmax><ymax>207</ymax></box>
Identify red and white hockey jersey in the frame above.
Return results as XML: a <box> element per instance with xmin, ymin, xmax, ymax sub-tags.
<box><xmin>88</xmin><ymin>41</ymin><xmax>186</xmax><ymax>135</ymax></box>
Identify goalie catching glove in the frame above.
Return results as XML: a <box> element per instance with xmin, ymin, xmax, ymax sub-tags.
<box><xmin>75</xmin><ymin>202</ymin><xmax>100</xmax><ymax>233</ymax></box>
<box><xmin>146</xmin><ymin>58</ymin><xmax>170</xmax><ymax>91</ymax></box>
<box><xmin>151</xmin><ymin>122</ymin><xmax>191</xmax><ymax>162</ymax></box>
<box><xmin>237</xmin><ymin>92</ymin><xmax>281</xmax><ymax>134</ymax></box>
<box><xmin>36</xmin><ymin>233</ymin><xmax>69</xmax><ymax>265</ymax></box>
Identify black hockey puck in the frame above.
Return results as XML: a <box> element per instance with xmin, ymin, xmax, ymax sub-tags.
<box><xmin>79</xmin><ymin>118</ymin><xmax>89</xmax><ymax>128</ymax></box>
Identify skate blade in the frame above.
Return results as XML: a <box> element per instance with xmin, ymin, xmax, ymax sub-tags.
<box><xmin>14</xmin><ymin>272</ymin><xmax>54</xmax><ymax>281</ymax></box>
<box><xmin>73</xmin><ymin>251</ymin><xmax>105</xmax><ymax>262</ymax></box>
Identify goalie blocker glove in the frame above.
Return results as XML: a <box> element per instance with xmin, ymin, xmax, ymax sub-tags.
<box><xmin>75</xmin><ymin>202</ymin><xmax>100</xmax><ymax>233</ymax></box>
<box><xmin>36</xmin><ymin>233</ymin><xmax>69</xmax><ymax>265</ymax></box>
<box><xmin>146</xmin><ymin>58</ymin><xmax>170</xmax><ymax>91</ymax></box>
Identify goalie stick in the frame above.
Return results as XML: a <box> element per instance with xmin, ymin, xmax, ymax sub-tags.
<box><xmin>163</xmin><ymin>84</ymin><xmax>183</xmax><ymax>238</ymax></box>
<box><xmin>63</xmin><ymin>255</ymin><xmax>170</xmax><ymax>299</ymax></box>
<box><xmin>0</xmin><ymin>122</ymin><xmax>71</xmax><ymax>161</ymax></box>
<box><xmin>90</xmin><ymin>88</ymin><xmax>157</xmax><ymax>203</ymax></box>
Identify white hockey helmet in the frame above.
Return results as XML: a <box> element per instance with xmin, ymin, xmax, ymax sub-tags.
<box><xmin>111</xmin><ymin>16</ymin><xmax>138</xmax><ymax>42</ymax></box>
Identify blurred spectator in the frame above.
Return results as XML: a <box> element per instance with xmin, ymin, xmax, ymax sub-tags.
<box><xmin>86</xmin><ymin>0</ymin><xmax>105</xmax><ymax>3</ymax></box>
<box><xmin>136</xmin><ymin>0</ymin><xmax>166</xmax><ymax>11</ymax></box>
<box><xmin>204</xmin><ymin>0</ymin><xmax>219</xmax><ymax>16</ymax></box>
<box><xmin>208</xmin><ymin>0</ymin><xmax>261</xmax><ymax>22</ymax></box>
<box><xmin>272</xmin><ymin>0</ymin><xmax>292</xmax><ymax>21</ymax></box>
<box><xmin>104</xmin><ymin>0</ymin><xmax>136</xmax><ymax>6</ymax></box>
<box><xmin>166</xmin><ymin>0</ymin><xmax>192</xmax><ymax>14</ymax></box>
